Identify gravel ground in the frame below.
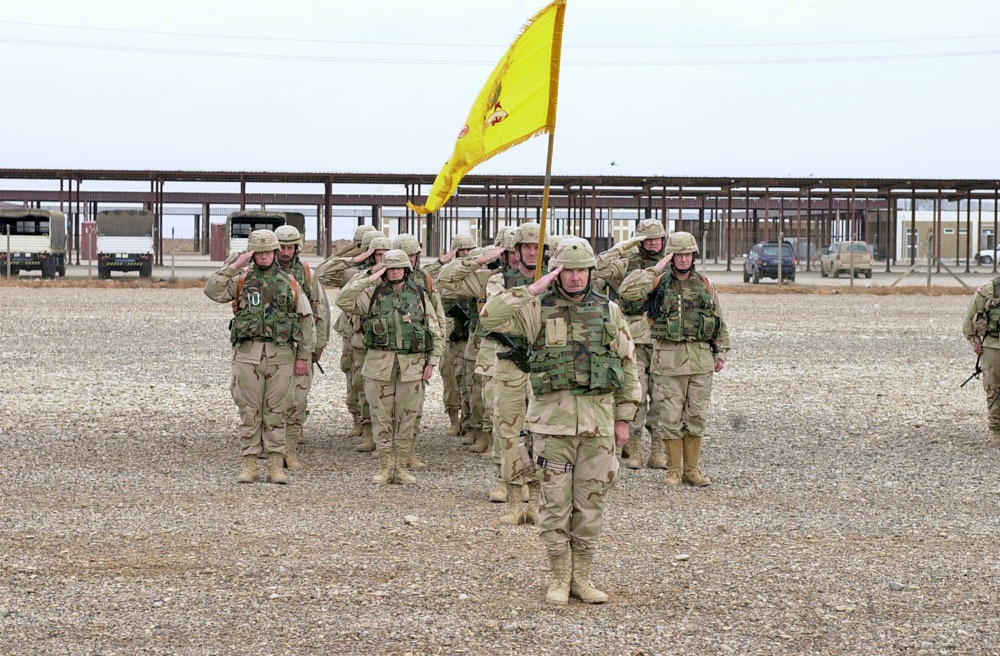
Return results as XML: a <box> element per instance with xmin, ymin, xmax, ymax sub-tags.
<box><xmin>1</xmin><ymin>283</ymin><xmax>998</xmax><ymax>656</ymax></box>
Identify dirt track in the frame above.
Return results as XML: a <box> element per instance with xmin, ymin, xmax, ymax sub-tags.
<box><xmin>1</xmin><ymin>285</ymin><xmax>997</xmax><ymax>655</ymax></box>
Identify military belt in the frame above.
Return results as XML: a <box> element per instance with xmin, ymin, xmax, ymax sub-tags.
<box><xmin>535</xmin><ymin>455</ymin><xmax>573</xmax><ymax>473</ymax></box>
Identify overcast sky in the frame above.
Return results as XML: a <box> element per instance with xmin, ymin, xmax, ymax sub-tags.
<box><xmin>2</xmin><ymin>0</ymin><xmax>999</xmax><ymax>183</ymax></box>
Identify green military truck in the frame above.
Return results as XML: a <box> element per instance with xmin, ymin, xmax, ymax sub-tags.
<box><xmin>96</xmin><ymin>209</ymin><xmax>155</xmax><ymax>279</ymax></box>
<box><xmin>0</xmin><ymin>208</ymin><xmax>67</xmax><ymax>278</ymax></box>
<box><xmin>226</xmin><ymin>210</ymin><xmax>305</xmax><ymax>255</ymax></box>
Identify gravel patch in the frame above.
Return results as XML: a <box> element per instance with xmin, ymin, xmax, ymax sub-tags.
<box><xmin>1</xmin><ymin>286</ymin><xmax>998</xmax><ymax>655</ymax></box>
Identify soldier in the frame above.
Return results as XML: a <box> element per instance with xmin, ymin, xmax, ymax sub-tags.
<box><xmin>336</xmin><ymin>249</ymin><xmax>443</xmax><ymax>484</ymax></box>
<box><xmin>486</xmin><ymin>222</ymin><xmax>547</xmax><ymax>525</ymax></box>
<box><xmin>962</xmin><ymin>278</ymin><xmax>1000</xmax><ymax>442</ymax></box>
<box><xmin>318</xmin><ymin>231</ymin><xmax>393</xmax><ymax>452</ymax></box>
<box><xmin>392</xmin><ymin>233</ymin><xmax>446</xmax><ymax>468</ymax></box>
<box><xmin>318</xmin><ymin>227</ymin><xmax>381</xmax><ymax>439</ymax></box>
<box><xmin>426</xmin><ymin>233</ymin><xmax>478</xmax><ymax>436</ymax></box>
<box><xmin>618</xmin><ymin>231</ymin><xmax>730</xmax><ymax>487</ymax></box>
<box><xmin>274</xmin><ymin>224</ymin><xmax>330</xmax><ymax>469</ymax></box>
<box><xmin>481</xmin><ymin>236</ymin><xmax>640</xmax><ymax>605</ymax></box>
<box><xmin>204</xmin><ymin>229</ymin><xmax>315</xmax><ymax>484</ymax></box>
<box><xmin>594</xmin><ymin>219</ymin><xmax>669</xmax><ymax>470</ymax></box>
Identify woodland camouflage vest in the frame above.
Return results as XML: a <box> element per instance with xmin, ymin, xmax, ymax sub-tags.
<box><xmin>648</xmin><ymin>273</ymin><xmax>722</xmax><ymax>342</ymax></box>
<box><xmin>230</xmin><ymin>267</ymin><xmax>300</xmax><ymax>346</ymax></box>
<box><xmin>528</xmin><ymin>288</ymin><xmax>625</xmax><ymax>396</ymax></box>
<box><xmin>362</xmin><ymin>279</ymin><xmax>434</xmax><ymax>354</ymax></box>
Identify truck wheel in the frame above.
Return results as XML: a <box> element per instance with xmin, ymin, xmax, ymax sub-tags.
<box><xmin>97</xmin><ymin>263</ymin><xmax>109</xmax><ymax>280</ymax></box>
<box><xmin>743</xmin><ymin>269</ymin><xmax>751</xmax><ymax>283</ymax></box>
<box><xmin>41</xmin><ymin>260</ymin><xmax>56</xmax><ymax>279</ymax></box>
<box><xmin>833</xmin><ymin>269</ymin><xmax>840</xmax><ymax>278</ymax></box>
<box><xmin>864</xmin><ymin>269</ymin><xmax>872</xmax><ymax>279</ymax></box>
<box><xmin>58</xmin><ymin>257</ymin><xmax>66</xmax><ymax>277</ymax></box>
<box><xmin>752</xmin><ymin>269</ymin><xmax>760</xmax><ymax>284</ymax></box>
<box><xmin>140</xmin><ymin>261</ymin><xmax>153</xmax><ymax>279</ymax></box>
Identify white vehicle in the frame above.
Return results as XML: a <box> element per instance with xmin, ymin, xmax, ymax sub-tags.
<box><xmin>226</xmin><ymin>210</ymin><xmax>305</xmax><ymax>255</ymax></box>
<box><xmin>975</xmin><ymin>246</ymin><xmax>1000</xmax><ymax>265</ymax></box>
<box><xmin>0</xmin><ymin>208</ymin><xmax>67</xmax><ymax>278</ymax></box>
<box><xmin>96</xmin><ymin>210</ymin><xmax>155</xmax><ymax>278</ymax></box>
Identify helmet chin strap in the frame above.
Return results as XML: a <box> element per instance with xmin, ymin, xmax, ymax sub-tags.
<box><xmin>640</xmin><ymin>244</ymin><xmax>664</xmax><ymax>258</ymax></box>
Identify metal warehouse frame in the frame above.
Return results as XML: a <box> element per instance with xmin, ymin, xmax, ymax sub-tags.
<box><xmin>1</xmin><ymin>169</ymin><xmax>997</xmax><ymax>273</ymax></box>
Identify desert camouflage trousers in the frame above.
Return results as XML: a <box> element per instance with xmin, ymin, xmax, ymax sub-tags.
<box><xmin>467</xmin><ymin>365</ymin><xmax>486</xmax><ymax>437</ymax></box>
<box><xmin>441</xmin><ymin>339</ymin><xmax>468</xmax><ymax>417</ymax></box>
<box><xmin>494</xmin><ymin>366</ymin><xmax>531</xmax><ymax>486</ymax></box>
<box><xmin>350</xmin><ymin>345</ymin><xmax>371</xmax><ymax>429</ymax></box>
<box><xmin>651</xmin><ymin>371</ymin><xmax>713</xmax><ymax>441</ymax></box>
<box><xmin>287</xmin><ymin>362</ymin><xmax>314</xmax><ymax>445</ymax></box>
<box><xmin>534</xmin><ymin>432</ymin><xmax>619</xmax><ymax>557</ymax></box>
<box><xmin>364</xmin><ymin>361</ymin><xmax>425</xmax><ymax>459</ymax></box>
<box><xmin>481</xmin><ymin>374</ymin><xmax>500</xmax><ymax>464</ymax></box>
<box><xmin>231</xmin><ymin>358</ymin><xmax>294</xmax><ymax>456</ymax></box>
<box><xmin>983</xmin><ymin>346</ymin><xmax>1000</xmax><ymax>431</ymax></box>
<box><xmin>630</xmin><ymin>343</ymin><xmax>657</xmax><ymax>440</ymax></box>
<box><xmin>340</xmin><ymin>337</ymin><xmax>358</xmax><ymax>422</ymax></box>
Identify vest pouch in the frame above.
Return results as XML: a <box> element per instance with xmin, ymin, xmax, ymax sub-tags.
<box><xmin>588</xmin><ymin>352</ymin><xmax>624</xmax><ymax>393</ymax></box>
<box><xmin>407</xmin><ymin>325</ymin><xmax>434</xmax><ymax>354</ymax></box>
<box><xmin>365</xmin><ymin>317</ymin><xmax>390</xmax><ymax>348</ymax></box>
<box><xmin>529</xmin><ymin>347</ymin><xmax>574</xmax><ymax>396</ymax></box>
<box><xmin>988</xmin><ymin>306</ymin><xmax>1000</xmax><ymax>338</ymax></box>
<box><xmin>697</xmin><ymin>313</ymin><xmax>722</xmax><ymax>341</ymax></box>
<box><xmin>544</xmin><ymin>317</ymin><xmax>568</xmax><ymax>347</ymax></box>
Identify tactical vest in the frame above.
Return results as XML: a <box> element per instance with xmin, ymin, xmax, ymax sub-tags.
<box><xmin>230</xmin><ymin>267</ymin><xmax>300</xmax><ymax>347</ymax></box>
<box><xmin>288</xmin><ymin>260</ymin><xmax>317</xmax><ymax>312</ymax></box>
<box><xmin>477</xmin><ymin>267</ymin><xmax>542</xmax><ymax>350</ymax></box>
<box><xmin>527</xmin><ymin>288</ymin><xmax>626</xmax><ymax>396</ymax></box>
<box><xmin>615</xmin><ymin>249</ymin><xmax>663</xmax><ymax>316</ymax></box>
<box><xmin>362</xmin><ymin>279</ymin><xmax>434</xmax><ymax>354</ymax></box>
<box><xmin>985</xmin><ymin>278</ymin><xmax>1000</xmax><ymax>337</ymax></box>
<box><xmin>648</xmin><ymin>273</ymin><xmax>722</xmax><ymax>343</ymax></box>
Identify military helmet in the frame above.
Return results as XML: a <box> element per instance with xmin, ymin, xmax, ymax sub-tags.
<box><xmin>380</xmin><ymin>249</ymin><xmax>412</xmax><ymax>270</ymax></box>
<box><xmin>493</xmin><ymin>225</ymin><xmax>514</xmax><ymax>247</ymax></box>
<box><xmin>634</xmin><ymin>219</ymin><xmax>667</xmax><ymax>240</ymax></box>
<box><xmin>665</xmin><ymin>231</ymin><xmax>700</xmax><ymax>255</ymax></box>
<box><xmin>274</xmin><ymin>224</ymin><xmax>302</xmax><ymax>246</ymax></box>
<box><xmin>248</xmin><ymin>229</ymin><xmax>280</xmax><ymax>253</ymax></box>
<box><xmin>451</xmin><ymin>233</ymin><xmax>477</xmax><ymax>251</ymax></box>
<box><xmin>353</xmin><ymin>224</ymin><xmax>378</xmax><ymax>245</ymax></box>
<box><xmin>502</xmin><ymin>230</ymin><xmax>518</xmax><ymax>252</ymax></box>
<box><xmin>550</xmin><ymin>237</ymin><xmax>596</xmax><ymax>269</ymax></box>
<box><xmin>512</xmin><ymin>222</ymin><xmax>545</xmax><ymax>247</ymax></box>
<box><xmin>369</xmin><ymin>236</ymin><xmax>392</xmax><ymax>253</ymax></box>
<box><xmin>393</xmin><ymin>233</ymin><xmax>422</xmax><ymax>256</ymax></box>
<box><xmin>547</xmin><ymin>234</ymin><xmax>567</xmax><ymax>251</ymax></box>
<box><xmin>360</xmin><ymin>230</ymin><xmax>384</xmax><ymax>250</ymax></box>
<box><xmin>468</xmin><ymin>246</ymin><xmax>485</xmax><ymax>259</ymax></box>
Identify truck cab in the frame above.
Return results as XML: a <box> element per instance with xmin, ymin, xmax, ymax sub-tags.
<box><xmin>0</xmin><ymin>208</ymin><xmax>67</xmax><ymax>278</ymax></box>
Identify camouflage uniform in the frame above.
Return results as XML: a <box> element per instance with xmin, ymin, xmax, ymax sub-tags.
<box><xmin>594</xmin><ymin>219</ymin><xmax>669</xmax><ymax>469</ymax></box>
<box><xmin>275</xmin><ymin>226</ymin><xmax>331</xmax><ymax>469</ymax></box>
<box><xmin>203</xmin><ymin>230</ymin><xmax>315</xmax><ymax>484</ymax></box>
<box><xmin>481</xmin><ymin>236</ymin><xmax>640</xmax><ymax>605</ymax></box>
<box><xmin>320</xmin><ymin>225</ymin><xmax>378</xmax><ymax>435</ymax></box>
<box><xmin>437</xmin><ymin>253</ymin><xmax>492</xmax><ymax>447</ymax></box>
<box><xmin>317</xmin><ymin>232</ymin><xmax>392</xmax><ymax>450</ymax></box>
<box><xmin>618</xmin><ymin>232</ymin><xmax>730</xmax><ymax>487</ymax></box>
<box><xmin>962</xmin><ymin>278</ymin><xmax>1000</xmax><ymax>440</ymax></box>
<box><xmin>336</xmin><ymin>250</ymin><xmax>444</xmax><ymax>484</ymax></box>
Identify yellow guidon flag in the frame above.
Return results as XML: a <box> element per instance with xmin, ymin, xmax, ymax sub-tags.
<box><xmin>407</xmin><ymin>0</ymin><xmax>566</xmax><ymax>215</ymax></box>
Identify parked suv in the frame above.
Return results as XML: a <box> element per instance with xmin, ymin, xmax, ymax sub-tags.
<box><xmin>743</xmin><ymin>240</ymin><xmax>796</xmax><ymax>283</ymax></box>
<box><xmin>820</xmin><ymin>241</ymin><xmax>872</xmax><ymax>278</ymax></box>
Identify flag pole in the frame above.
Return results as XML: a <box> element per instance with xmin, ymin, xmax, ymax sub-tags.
<box><xmin>534</xmin><ymin>0</ymin><xmax>565</xmax><ymax>281</ymax></box>
<box><xmin>535</xmin><ymin>130</ymin><xmax>555</xmax><ymax>281</ymax></box>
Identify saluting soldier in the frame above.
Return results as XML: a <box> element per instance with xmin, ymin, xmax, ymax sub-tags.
<box><xmin>481</xmin><ymin>236</ymin><xmax>640</xmax><ymax>605</ymax></box>
<box><xmin>336</xmin><ymin>249</ymin><xmax>444</xmax><ymax>484</ymax></box>
<box><xmin>618</xmin><ymin>231</ymin><xmax>730</xmax><ymax>487</ymax></box>
<box><xmin>204</xmin><ymin>229</ymin><xmax>315</xmax><ymax>484</ymax></box>
<box><xmin>274</xmin><ymin>224</ymin><xmax>330</xmax><ymax>469</ymax></box>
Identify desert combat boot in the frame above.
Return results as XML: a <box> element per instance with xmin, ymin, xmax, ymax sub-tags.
<box><xmin>237</xmin><ymin>455</ymin><xmax>258</xmax><ymax>484</ymax></box>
